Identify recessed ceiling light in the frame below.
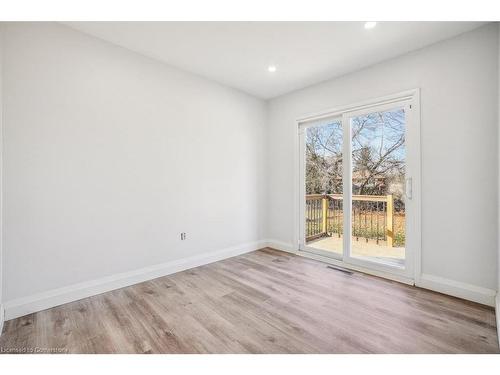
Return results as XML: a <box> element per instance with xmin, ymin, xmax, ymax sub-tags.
<box><xmin>364</xmin><ymin>21</ymin><xmax>377</xmax><ymax>30</ymax></box>
<box><xmin>268</xmin><ymin>65</ymin><xmax>277</xmax><ymax>73</ymax></box>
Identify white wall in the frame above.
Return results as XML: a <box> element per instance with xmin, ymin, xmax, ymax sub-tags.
<box><xmin>266</xmin><ymin>24</ymin><xmax>499</xmax><ymax>292</ymax></box>
<box><xmin>0</xmin><ymin>24</ymin><xmax>4</xmax><ymax>324</ymax></box>
<box><xmin>497</xmin><ymin>22</ymin><xmax>500</xmax><ymax>294</ymax></box>
<box><xmin>2</xmin><ymin>22</ymin><xmax>266</xmax><ymax>303</ymax></box>
<box><xmin>497</xmin><ymin>22</ymin><xmax>500</xmax><ymax>339</ymax></box>
<box><xmin>1</xmin><ymin>22</ymin><xmax>498</xmax><ymax>317</ymax></box>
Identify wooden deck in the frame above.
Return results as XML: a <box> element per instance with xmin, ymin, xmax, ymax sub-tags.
<box><xmin>0</xmin><ymin>248</ymin><xmax>497</xmax><ymax>353</ymax></box>
<box><xmin>307</xmin><ymin>236</ymin><xmax>405</xmax><ymax>266</ymax></box>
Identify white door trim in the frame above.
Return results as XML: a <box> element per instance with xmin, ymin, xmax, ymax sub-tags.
<box><xmin>296</xmin><ymin>89</ymin><xmax>419</xmax><ymax>124</ymax></box>
<box><xmin>295</xmin><ymin>88</ymin><xmax>421</xmax><ymax>283</ymax></box>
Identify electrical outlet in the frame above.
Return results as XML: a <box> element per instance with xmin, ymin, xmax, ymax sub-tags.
<box><xmin>180</xmin><ymin>232</ymin><xmax>187</xmax><ymax>240</ymax></box>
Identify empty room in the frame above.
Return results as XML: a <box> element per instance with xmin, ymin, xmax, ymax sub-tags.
<box><xmin>1</xmin><ymin>3</ymin><xmax>500</xmax><ymax>367</ymax></box>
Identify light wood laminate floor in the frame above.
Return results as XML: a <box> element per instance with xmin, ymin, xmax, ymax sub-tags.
<box><xmin>0</xmin><ymin>248</ymin><xmax>498</xmax><ymax>353</ymax></box>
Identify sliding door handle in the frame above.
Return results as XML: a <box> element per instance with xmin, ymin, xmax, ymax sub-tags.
<box><xmin>405</xmin><ymin>177</ymin><xmax>413</xmax><ymax>200</ymax></box>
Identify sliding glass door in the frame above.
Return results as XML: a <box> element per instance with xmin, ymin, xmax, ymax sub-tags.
<box><xmin>301</xmin><ymin>117</ymin><xmax>344</xmax><ymax>259</ymax></box>
<box><xmin>298</xmin><ymin>93</ymin><xmax>419</xmax><ymax>280</ymax></box>
<box><xmin>343</xmin><ymin>104</ymin><xmax>409</xmax><ymax>271</ymax></box>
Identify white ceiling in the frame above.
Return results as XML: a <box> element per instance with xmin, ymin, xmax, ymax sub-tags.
<box><xmin>64</xmin><ymin>22</ymin><xmax>486</xmax><ymax>99</ymax></box>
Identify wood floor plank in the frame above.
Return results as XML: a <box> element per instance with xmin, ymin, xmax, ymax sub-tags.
<box><xmin>0</xmin><ymin>248</ymin><xmax>498</xmax><ymax>354</ymax></box>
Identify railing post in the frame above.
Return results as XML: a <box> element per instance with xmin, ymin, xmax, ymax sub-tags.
<box><xmin>386</xmin><ymin>194</ymin><xmax>394</xmax><ymax>247</ymax></box>
<box><xmin>322</xmin><ymin>196</ymin><xmax>328</xmax><ymax>235</ymax></box>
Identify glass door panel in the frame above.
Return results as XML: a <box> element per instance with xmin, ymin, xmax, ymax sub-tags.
<box><xmin>349</xmin><ymin>107</ymin><xmax>406</xmax><ymax>268</ymax></box>
<box><xmin>304</xmin><ymin>119</ymin><xmax>343</xmax><ymax>257</ymax></box>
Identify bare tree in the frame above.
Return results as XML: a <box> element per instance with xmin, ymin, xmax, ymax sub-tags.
<box><xmin>306</xmin><ymin>109</ymin><xmax>405</xmax><ymax>199</ymax></box>
<box><xmin>305</xmin><ymin>122</ymin><xmax>343</xmax><ymax>194</ymax></box>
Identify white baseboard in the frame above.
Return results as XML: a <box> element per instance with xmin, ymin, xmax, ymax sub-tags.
<box><xmin>416</xmin><ymin>273</ymin><xmax>496</xmax><ymax>307</ymax></box>
<box><xmin>3</xmin><ymin>239</ymin><xmax>496</xmax><ymax>322</ymax></box>
<box><xmin>4</xmin><ymin>240</ymin><xmax>266</xmax><ymax>321</ymax></box>
<box><xmin>262</xmin><ymin>239</ymin><xmax>297</xmax><ymax>254</ymax></box>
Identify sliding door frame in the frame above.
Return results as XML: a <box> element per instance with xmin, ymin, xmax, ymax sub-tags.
<box><xmin>294</xmin><ymin>89</ymin><xmax>421</xmax><ymax>285</ymax></box>
<box><xmin>298</xmin><ymin>116</ymin><xmax>344</xmax><ymax>261</ymax></box>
